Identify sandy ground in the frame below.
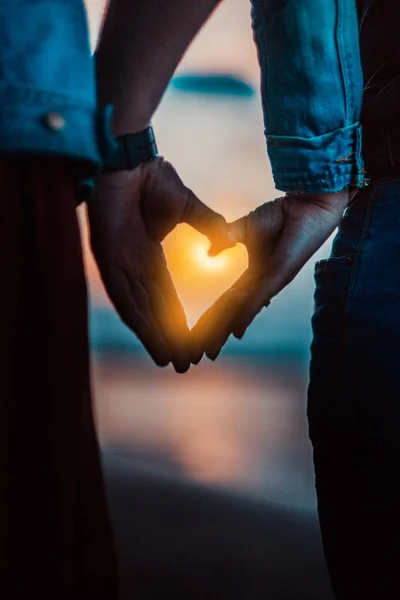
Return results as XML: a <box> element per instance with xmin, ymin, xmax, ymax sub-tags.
<box><xmin>104</xmin><ymin>452</ymin><xmax>334</xmax><ymax>600</ymax></box>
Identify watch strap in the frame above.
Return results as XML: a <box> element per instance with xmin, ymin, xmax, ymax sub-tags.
<box><xmin>103</xmin><ymin>125</ymin><xmax>158</xmax><ymax>172</ymax></box>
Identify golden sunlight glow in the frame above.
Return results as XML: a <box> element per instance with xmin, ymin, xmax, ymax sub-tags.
<box><xmin>193</xmin><ymin>240</ymin><xmax>230</xmax><ymax>272</ymax></box>
<box><xmin>163</xmin><ymin>224</ymin><xmax>248</xmax><ymax>324</ymax></box>
<box><xmin>81</xmin><ymin>211</ymin><xmax>249</xmax><ymax>321</ymax></box>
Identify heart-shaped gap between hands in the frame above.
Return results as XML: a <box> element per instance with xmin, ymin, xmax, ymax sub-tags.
<box><xmin>162</xmin><ymin>223</ymin><xmax>248</xmax><ymax>328</ymax></box>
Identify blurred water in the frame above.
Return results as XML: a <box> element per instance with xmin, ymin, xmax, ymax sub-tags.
<box><xmin>94</xmin><ymin>355</ymin><xmax>314</xmax><ymax>508</ymax></box>
<box><xmin>93</xmin><ymin>351</ymin><xmax>337</xmax><ymax>600</ymax></box>
<box><xmin>94</xmin><ymin>355</ymin><xmax>334</xmax><ymax>599</ymax></box>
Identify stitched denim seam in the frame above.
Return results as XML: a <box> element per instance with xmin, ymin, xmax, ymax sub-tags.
<box><xmin>314</xmin><ymin>254</ymin><xmax>354</xmax><ymax>275</ymax></box>
<box><xmin>273</xmin><ymin>176</ymin><xmax>354</xmax><ymax>190</ymax></box>
<box><xmin>336</xmin><ymin>0</ymin><xmax>351</xmax><ymax>125</ymax></box>
<box><xmin>266</xmin><ymin>121</ymin><xmax>361</xmax><ymax>143</ymax></box>
<box><xmin>273</xmin><ymin>171</ymin><xmax>352</xmax><ymax>179</ymax></box>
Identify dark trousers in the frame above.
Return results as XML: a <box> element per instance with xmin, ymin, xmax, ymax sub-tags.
<box><xmin>0</xmin><ymin>158</ymin><xmax>118</xmax><ymax>599</ymax></box>
<box><xmin>308</xmin><ymin>178</ymin><xmax>400</xmax><ymax>598</ymax></box>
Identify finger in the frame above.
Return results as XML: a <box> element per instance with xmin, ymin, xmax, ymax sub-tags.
<box><xmin>159</xmin><ymin>271</ymin><xmax>191</xmax><ymax>373</ymax></box>
<box><xmin>201</xmin><ymin>268</ymin><xmax>260</xmax><ymax>359</ymax></box>
<box><xmin>203</xmin><ymin>291</ymin><xmax>249</xmax><ymax>361</ymax></box>
<box><xmin>106</xmin><ymin>270</ymin><xmax>172</xmax><ymax>367</ymax></box>
<box><xmin>189</xmin><ymin>265</ymin><xmax>258</xmax><ymax>364</ymax></box>
<box><xmin>146</xmin><ymin>282</ymin><xmax>190</xmax><ymax>374</ymax></box>
<box><xmin>230</xmin><ymin>261</ymin><xmax>289</xmax><ymax>340</ymax></box>
<box><xmin>231</xmin><ymin>291</ymin><xmax>271</xmax><ymax>341</ymax></box>
<box><xmin>232</xmin><ymin>298</ymin><xmax>271</xmax><ymax>340</ymax></box>
<box><xmin>129</xmin><ymin>279</ymin><xmax>178</xmax><ymax>365</ymax></box>
<box><xmin>190</xmin><ymin>267</ymin><xmax>254</xmax><ymax>356</ymax></box>
<box><xmin>192</xmin><ymin>266</ymin><xmax>264</xmax><ymax>361</ymax></box>
<box><xmin>190</xmin><ymin>289</ymin><xmax>247</xmax><ymax>363</ymax></box>
<box><xmin>237</xmin><ymin>239</ymin><xmax>311</xmax><ymax>338</ymax></box>
<box><xmin>203</xmin><ymin>287</ymin><xmax>269</xmax><ymax>361</ymax></box>
<box><xmin>181</xmin><ymin>189</ymin><xmax>236</xmax><ymax>255</ymax></box>
<box><xmin>146</xmin><ymin>261</ymin><xmax>191</xmax><ymax>374</ymax></box>
<box><xmin>228</xmin><ymin>215</ymin><xmax>248</xmax><ymax>245</ymax></box>
<box><xmin>229</xmin><ymin>233</ymin><xmax>316</xmax><ymax>341</ymax></box>
<box><xmin>189</xmin><ymin>303</ymin><xmax>216</xmax><ymax>365</ymax></box>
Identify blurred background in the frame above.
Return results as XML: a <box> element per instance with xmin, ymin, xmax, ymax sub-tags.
<box><xmin>83</xmin><ymin>1</ymin><xmax>335</xmax><ymax>598</ymax></box>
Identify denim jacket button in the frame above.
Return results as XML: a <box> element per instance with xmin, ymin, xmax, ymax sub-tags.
<box><xmin>44</xmin><ymin>112</ymin><xmax>66</xmax><ymax>132</ymax></box>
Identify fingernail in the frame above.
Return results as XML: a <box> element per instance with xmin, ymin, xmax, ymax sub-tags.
<box><xmin>156</xmin><ymin>358</ymin><xmax>171</xmax><ymax>367</ymax></box>
<box><xmin>204</xmin><ymin>340</ymin><xmax>218</xmax><ymax>359</ymax></box>
<box><xmin>233</xmin><ymin>322</ymin><xmax>247</xmax><ymax>339</ymax></box>
<box><xmin>205</xmin><ymin>338</ymin><xmax>225</xmax><ymax>360</ymax></box>
<box><xmin>233</xmin><ymin>330</ymin><xmax>246</xmax><ymax>340</ymax></box>
<box><xmin>174</xmin><ymin>363</ymin><xmax>191</xmax><ymax>374</ymax></box>
<box><xmin>154</xmin><ymin>350</ymin><xmax>171</xmax><ymax>367</ymax></box>
<box><xmin>208</xmin><ymin>233</ymin><xmax>236</xmax><ymax>257</ymax></box>
<box><xmin>171</xmin><ymin>354</ymin><xmax>191</xmax><ymax>373</ymax></box>
<box><xmin>206</xmin><ymin>349</ymin><xmax>221</xmax><ymax>361</ymax></box>
<box><xmin>234</xmin><ymin>326</ymin><xmax>246</xmax><ymax>339</ymax></box>
<box><xmin>190</xmin><ymin>350</ymin><xmax>204</xmax><ymax>365</ymax></box>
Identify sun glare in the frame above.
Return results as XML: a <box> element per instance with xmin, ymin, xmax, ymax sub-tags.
<box><xmin>193</xmin><ymin>241</ymin><xmax>230</xmax><ymax>272</ymax></box>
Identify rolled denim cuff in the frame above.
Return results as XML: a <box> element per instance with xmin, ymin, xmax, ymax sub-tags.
<box><xmin>76</xmin><ymin>104</ymin><xmax>118</xmax><ymax>204</ymax></box>
<box><xmin>267</xmin><ymin>122</ymin><xmax>368</xmax><ymax>193</ymax></box>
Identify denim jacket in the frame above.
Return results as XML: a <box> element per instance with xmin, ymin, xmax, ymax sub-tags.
<box><xmin>251</xmin><ymin>0</ymin><xmax>367</xmax><ymax>192</ymax></box>
<box><xmin>0</xmin><ymin>0</ymin><xmax>366</xmax><ymax>192</ymax></box>
<box><xmin>0</xmin><ymin>0</ymin><xmax>114</xmax><ymax>171</ymax></box>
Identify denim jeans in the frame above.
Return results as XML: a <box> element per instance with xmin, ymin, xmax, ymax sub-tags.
<box><xmin>308</xmin><ymin>178</ymin><xmax>400</xmax><ymax>598</ymax></box>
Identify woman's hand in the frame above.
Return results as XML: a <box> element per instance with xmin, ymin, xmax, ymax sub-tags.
<box><xmin>190</xmin><ymin>189</ymin><xmax>350</xmax><ymax>363</ymax></box>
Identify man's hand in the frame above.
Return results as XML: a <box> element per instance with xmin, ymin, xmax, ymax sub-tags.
<box><xmin>190</xmin><ymin>190</ymin><xmax>350</xmax><ymax>363</ymax></box>
<box><xmin>88</xmin><ymin>157</ymin><xmax>235</xmax><ymax>373</ymax></box>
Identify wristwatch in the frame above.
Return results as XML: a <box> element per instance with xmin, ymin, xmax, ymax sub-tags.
<box><xmin>77</xmin><ymin>125</ymin><xmax>159</xmax><ymax>203</ymax></box>
<box><xmin>102</xmin><ymin>125</ymin><xmax>158</xmax><ymax>172</ymax></box>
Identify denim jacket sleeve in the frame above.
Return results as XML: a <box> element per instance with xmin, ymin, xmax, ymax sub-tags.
<box><xmin>251</xmin><ymin>0</ymin><xmax>367</xmax><ymax>193</ymax></box>
<box><xmin>0</xmin><ymin>0</ymin><xmax>115</xmax><ymax>174</ymax></box>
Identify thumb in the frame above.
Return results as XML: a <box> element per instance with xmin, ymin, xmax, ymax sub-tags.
<box><xmin>228</xmin><ymin>216</ymin><xmax>247</xmax><ymax>245</ymax></box>
<box><xmin>181</xmin><ymin>188</ymin><xmax>236</xmax><ymax>256</ymax></box>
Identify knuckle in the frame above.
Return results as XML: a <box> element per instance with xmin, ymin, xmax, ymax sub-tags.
<box><xmin>213</xmin><ymin>214</ymin><xmax>228</xmax><ymax>230</ymax></box>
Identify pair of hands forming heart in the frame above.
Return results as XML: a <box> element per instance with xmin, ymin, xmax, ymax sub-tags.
<box><xmin>88</xmin><ymin>158</ymin><xmax>349</xmax><ymax>373</ymax></box>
